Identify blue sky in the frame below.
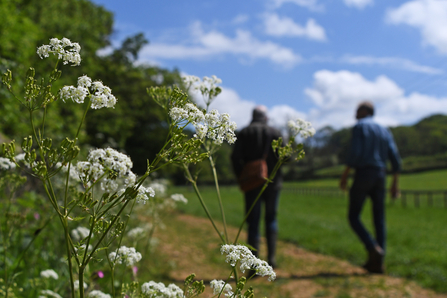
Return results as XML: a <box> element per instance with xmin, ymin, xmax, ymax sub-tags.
<box><xmin>91</xmin><ymin>0</ymin><xmax>447</xmax><ymax>131</ymax></box>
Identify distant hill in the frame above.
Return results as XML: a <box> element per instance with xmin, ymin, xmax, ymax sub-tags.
<box><xmin>284</xmin><ymin>114</ymin><xmax>447</xmax><ymax>180</ymax></box>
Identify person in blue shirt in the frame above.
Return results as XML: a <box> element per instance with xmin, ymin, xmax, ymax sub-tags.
<box><xmin>340</xmin><ymin>101</ymin><xmax>401</xmax><ymax>274</ymax></box>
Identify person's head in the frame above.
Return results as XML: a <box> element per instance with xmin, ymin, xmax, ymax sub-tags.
<box><xmin>252</xmin><ymin>105</ymin><xmax>268</xmax><ymax>123</ymax></box>
<box><xmin>356</xmin><ymin>101</ymin><xmax>374</xmax><ymax>120</ymax></box>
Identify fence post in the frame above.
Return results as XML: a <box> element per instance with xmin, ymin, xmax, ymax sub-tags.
<box><xmin>415</xmin><ymin>192</ymin><xmax>420</xmax><ymax>208</ymax></box>
<box><xmin>428</xmin><ymin>192</ymin><xmax>433</xmax><ymax>207</ymax></box>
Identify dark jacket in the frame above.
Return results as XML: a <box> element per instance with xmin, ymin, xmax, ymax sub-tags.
<box><xmin>231</xmin><ymin>119</ymin><xmax>283</xmax><ymax>189</ymax></box>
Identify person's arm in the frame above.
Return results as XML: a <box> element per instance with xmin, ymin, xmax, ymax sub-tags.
<box><xmin>339</xmin><ymin>166</ymin><xmax>351</xmax><ymax>191</ymax></box>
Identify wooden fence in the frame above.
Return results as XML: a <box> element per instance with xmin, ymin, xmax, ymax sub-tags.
<box><xmin>282</xmin><ymin>186</ymin><xmax>447</xmax><ymax>208</ymax></box>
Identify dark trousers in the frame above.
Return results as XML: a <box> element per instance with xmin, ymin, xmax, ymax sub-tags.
<box><xmin>245</xmin><ymin>185</ymin><xmax>280</xmax><ymax>245</ymax></box>
<box><xmin>348</xmin><ymin>167</ymin><xmax>386</xmax><ymax>252</ymax></box>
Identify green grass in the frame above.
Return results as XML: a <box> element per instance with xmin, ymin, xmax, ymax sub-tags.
<box><xmin>284</xmin><ymin>168</ymin><xmax>447</xmax><ymax>190</ymax></box>
<box><xmin>174</xmin><ymin>178</ymin><xmax>447</xmax><ymax>293</ymax></box>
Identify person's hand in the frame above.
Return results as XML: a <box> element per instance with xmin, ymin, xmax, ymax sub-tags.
<box><xmin>340</xmin><ymin>166</ymin><xmax>351</xmax><ymax>191</ymax></box>
<box><xmin>340</xmin><ymin>176</ymin><xmax>348</xmax><ymax>191</ymax></box>
<box><xmin>390</xmin><ymin>174</ymin><xmax>400</xmax><ymax>199</ymax></box>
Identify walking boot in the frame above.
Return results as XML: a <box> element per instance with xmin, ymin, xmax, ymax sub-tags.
<box><xmin>363</xmin><ymin>244</ymin><xmax>385</xmax><ymax>274</ymax></box>
<box><xmin>266</xmin><ymin>230</ymin><xmax>277</xmax><ymax>268</ymax></box>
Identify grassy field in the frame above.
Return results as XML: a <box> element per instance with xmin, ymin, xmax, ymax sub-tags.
<box><xmin>173</xmin><ymin>169</ymin><xmax>447</xmax><ymax>293</ymax></box>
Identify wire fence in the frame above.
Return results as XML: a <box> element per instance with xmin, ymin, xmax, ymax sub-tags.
<box><xmin>282</xmin><ymin>186</ymin><xmax>447</xmax><ymax>208</ymax></box>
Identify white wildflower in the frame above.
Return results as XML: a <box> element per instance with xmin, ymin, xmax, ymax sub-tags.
<box><xmin>40</xmin><ymin>269</ymin><xmax>59</xmax><ymax>280</ymax></box>
<box><xmin>170</xmin><ymin>194</ymin><xmax>188</xmax><ymax>204</ymax></box>
<box><xmin>221</xmin><ymin>244</ymin><xmax>276</xmax><ymax>281</ymax></box>
<box><xmin>88</xmin><ymin>290</ymin><xmax>111</xmax><ymax>298</ymax></box>
<box><xmin>141</xmin><ymin>281</ymin><xmax>184</xmax><ymax>298</ymax></box>
<box><xmin>71</xmin><ymin>226</ymin><xmax>91</xmax><ymax>241</ymax></box>
<box><xmin>148</xmin><ymin>180</ymin><xmax>167</xmax><ymax>196</ymax></box>
<box><xmin>39</xmin><ymin>290</ymin><xmax>62</xmax><ymax>298</ymax></box>
<box><xmin>210</xmin><ymin>280</ymin><xmax>233</xmax><ymax>297</ymax></box>
<box><xmin>74</xmin><ymin>280</ymin><xmax>88</xmax><ymax>291</ymax></box>
<box><xmin>78</xmin><ymin>75</ymin><xmax>92</xmax><ymax>88</ymax></box>
<box><xmin>0</xmin><ymin>157</ymin><xmax>16</xmax><ymax>170</ymax></box>
<box><xmin>136</xmin><ymin>186</ymin><xmax>155</xmax><ymax>204</ymax></box>
<box><xmin>109</xmin><ymin>246</ymin><xmax>142</xmax><ymax>267</ymax></box>
<box><xmin>288</xmin><ymin>119</ymin><xmax>315</xmax><ymax>139</ymax></box>
<box><xmin>36</xmin><ymin>37</ymin><xmax>81</xmax><ymax>66</ymax></box>
<box><xmin>127</xmin><ymin>227</ymin><xmax>145</xmax><ymax>239</ymax></box>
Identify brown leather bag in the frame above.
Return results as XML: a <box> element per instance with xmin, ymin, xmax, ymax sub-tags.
<box><xmin>237</xmin><ymin>159</ymin><xmax>268</xmax><ymax>192</ymax></box>
<box><xmin>237</xmin><ymin>130</ymin><xmax>271</xmax><ymax>192</ymax></box>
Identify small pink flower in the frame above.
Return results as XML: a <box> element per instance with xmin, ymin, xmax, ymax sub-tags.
<box><xmin>34</xmin><ymin>213</ymin><xmax>40</xmax><ymax>220</ymax></box>
<box><xmin>97</xmin><ymin>271</ymin><xmax>104</xmax><ymax>278</ymax></box>
<box><xmin>132</xmin><ymin>266</ymin><xmax>138</xmax><ymax>275</ymax></box>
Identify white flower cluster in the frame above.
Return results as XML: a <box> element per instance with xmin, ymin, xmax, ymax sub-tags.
<box><xmin>170</xmin><ymin>194</ymin><xmax>188</xmax><ymax>204</ymax></box>
<box><xmin>76</xmin><ymin>148</ymin><xmax>135</xmax><ymax>192</ymax></box>
<box><xmin>148</xmin><ymin>179</ymin><xmax>167</xmax><ymax>196</ymax></box>
<box><xmin>127</xmin><ymin>227</ymin><xmax>146</xmax><ymax>239</ymax></box>
<box><xmin>136</xmin><ymin>186</ymin><xmax>155</xmax><ymax>204</ymax></box>
<box><xmin>0</xmin><ymin>157</ymin><xmax>16</xmax><ymax>170</ymax></box>
<box><xmin>59</xmin><ymin>75</ymin><xmax>117</xmax><ymax>109</ymax></box>
<box><xmin>288</xmin><ymin>119</ymin><xmax>316</xmax><ymax>139</ymax></box>
<box><xmin>74</xmin><ymin>280</ymin><xmax>88</xmax><ymax>291</ymax></box>
<box><xmin>40</xmin><ymin>269</ymin><xmax>59</xmax><ymax>280</ymax></box>
<box><xmin>109</xmin><ymin>246</ymin><xmax>142</xmax><ymax>267</ymax></box>
<box><xmin>39</xmin><ymin>289</ymin><xmax>62</xmax><ymax>298</ymax></box>
<box><xmin>210</xmin><ymin>280</ymin><xmax>233</xmax><ymax>297</ymax></box>
<box><xmin>71</xmin><ymin>226</ymin><xmax>91</xmax><ymax>241</ymax></box>
<box><xmin>169</xmin><ymin>105</ymin><xmax>237</xmax><ymax>145</ymax></box>
<box><xmin>37</xmin><ymin>37</ymin><xmax>81</xmax><ymax>66</ymax></box>
<box><xmin>141</xmin><ymin>281</ymin><xmax>184</xmax><ymax>298</ymax></box>
<box><xmin>221</xmin><ymin>244</ymin><xmax>276</xmax><ymax>281</ymax></box>
<box><xmin>88</xmin><ymin>290</ymin><xmax>111</xmax><ymax>298</ymax></box>
<box><xmin>182</xmin><ymin>75</ymin><xmax>222</xmax><ymax>94</ymax></box>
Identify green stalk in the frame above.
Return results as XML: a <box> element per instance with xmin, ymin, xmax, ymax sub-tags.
<box><xmin>208</xmin><ymin>154</ymin><xmax>228</xmax><ymax>243</ymax></box>
<box><xmin>183</xmin><ymin>164</ymin><xmax>225</xmax><ymax>243</ymax></box>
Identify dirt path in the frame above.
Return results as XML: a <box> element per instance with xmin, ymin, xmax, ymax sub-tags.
<box><xmin>153</xmin><ymin>212</ymin><xmax>447</xmax><ymax>298</ymax></box>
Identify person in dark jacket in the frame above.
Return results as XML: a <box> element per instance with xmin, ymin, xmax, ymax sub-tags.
<box><xmin>340</xmin><ymin>101</ymin><xmax>401</xmax><ymax>274</ymax></box>
<box><xmin>231</xmin><ymin>105</ymin><xmax>283</xmax><ymax>268</ymax></box>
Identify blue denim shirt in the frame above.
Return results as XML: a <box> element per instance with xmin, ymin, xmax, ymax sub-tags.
<box><xmin>346</xmin><ymin>116</ymin><xmax>401</xmax><ymax>172</ymax></box>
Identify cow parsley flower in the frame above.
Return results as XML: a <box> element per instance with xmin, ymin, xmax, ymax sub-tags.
<box><xmin>170</xmin><ymin>194</ymin><xmax>188</xmax><ymax>204</ymax></box>
<box><xmin>109</xmin><ymin>246</ymin><xmax>142</xmax><ymax>267</ymax></box>
<box><xmin>288</xmin><ymin>119</ymin><xmax>315</xmax><ymax>139</ymax></box>
<box><xmin>71</xmin><ymin>226</ymin><xmax>91</xmax><ymax>241</ymax></box>
<box><xmin>37</xmin><ymin>37</ymin><xmax>81</xmax><ymax>66</ymax></box>
<box><xmin>141</xmin><ymin>281</ymin><xmax>184</xmax><ymax>298</ymax></box>
<box><xmin>76</xmin><ymin>148</ymin><xmax>135</xmax><ymax>192</ymax></box>
<box><xmin>0</xmin><ymin>157</ymin><xmax>16</xmax><ymax>170</ymax></box>
<box><xmin>210</xmin><ymin>280</ymin><xmax>233</xmax><ymax>297</ymax></box>
<box><xmin>59</xmin><ymin>76</ymin><xmax>117</xmax><ymax>109</ymax></box>
<box><xmin>73</xmin><ymin>280</ymin><xmax>88</xmax><ymax>291</ymax></box>
<box><xmin>40</xmin><ymin>269</ymin><xmax>59</xmax><ymax>280</ymax></box>
<box><xmin>39</xmin><ymin>289</ymin><xmax>63</xmax><ymax>298</ymax></box>
<box><xmin>127</xmin><ymin>227</ymin><xmax>145</xmax><ymax>239</ymax></box>
<box><xmin>88</xmin><ymin>290</ymin><xmax>111</xmax><ymax>298</ymax></box>
<box><xmin>136</xmin><ymin>186</ymin><xmax>155</xmax><ymax>204</ymax></box>
<box><xmin>221</xmin><ymin>244</ymin><xmax>276</xmax><ymax>281</ymax></box>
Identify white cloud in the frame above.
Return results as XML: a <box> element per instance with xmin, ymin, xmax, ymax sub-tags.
<box><xmin>386</xmin><ymin>0</ymin><xmax>447</xmax><ymax>54</ymax></box>
<box><xmin>190</xmin><ymin>85</ymin><xmax>307</xmax><ymax>131</ymax></box>
<box><xmin>271</xmin><ymin>0</ymin><xmax>324</xmax><ymax>12</ymax></box>
<box><xmin>343</xmin><ymin>0</ymin><xmax>374</xmax><ymax>10</ymax></box>
<box><xmin>232</xmin><ymin>14</ymin><xmax>250</xmax><ymax>25</ymax></box>
<box><xmin>340</xmin><ymin>55</ymin><xmax>443</xmax><ymax>74</ymax></box>
<box><xmin>263</xmin><ymin>14</ymin><xmax>327</xmax><ymax>41</ymax></box>
<box><xmin>305</xmin><ymin>69</ymin><xmax>447</xmax><ymax>129</ymax></box>
<box><xmin>139</xmin><ymin>21</ymin><xmax>302</xmax><ymax>68</ymax></box>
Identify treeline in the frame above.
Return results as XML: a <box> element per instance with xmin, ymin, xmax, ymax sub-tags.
<box><xmin>287</xmin><ymin>114</ymin><xmax>447</xmax><ymax>180</ymax></box>
<box><xmin>0</xmin><ymin>0</ymin><xmax>187</xmax><ymax>177</ymax></box>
